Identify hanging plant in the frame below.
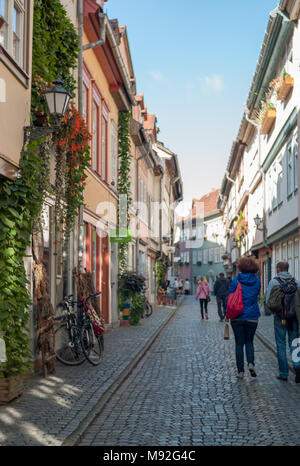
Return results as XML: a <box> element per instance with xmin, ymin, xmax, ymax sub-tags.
<box><xmin>54</xmin><ymin>103</ymin><xmax>91</xmax><ymax>240</ymax></box>
<box><xmin>234</xmin><ymin>211</ymin><xmax>249</xmax><ymax>243</ymax></box>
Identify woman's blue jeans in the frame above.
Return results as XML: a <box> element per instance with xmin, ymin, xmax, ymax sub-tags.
<box><xmin>231</xmin><ymin>319</ymin><xmax>258</xmax><ymax>373</ymax></box>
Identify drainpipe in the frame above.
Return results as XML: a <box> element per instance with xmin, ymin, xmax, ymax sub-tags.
<box><xmin>77</xmin><ymin>3</ymin><xmax>107</xmax><ymax>272</ymax></box>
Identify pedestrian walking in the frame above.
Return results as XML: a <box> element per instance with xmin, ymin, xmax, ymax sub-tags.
<box><xmin>178</xmin><ymin>278</ymin><xmax>184</xmax><ymax>295</ymax></box>
<box><xmin>225</xmin><ymin>256</ymin><xmax>261</xmax><ymax>379</ymax></box>
<box><xmin>184</xmin><ymin>278</ymin><xmax>191</xmax><ymax>295</ymax></box>
<box><xmin>214</xmin><ymin>272</ymin><xmax>229</xmax><ymax>321</ymax></box>
<box><xmin>195</xmin><ymin>277</ymin><xmax>211</xmax><ymax>320</ymax></box>
<box><xmin>266</xmin><ymin>261</ymin><xmax>300</xmax><ymax>383</ymax></box>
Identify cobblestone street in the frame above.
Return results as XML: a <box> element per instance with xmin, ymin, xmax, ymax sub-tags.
<box><xmin>78</xmin><ymin>296</ymin><xmax>300</xmax><ymax>446</ymax></box>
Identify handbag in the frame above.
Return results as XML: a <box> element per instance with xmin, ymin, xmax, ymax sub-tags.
<box><xmin>207</xmin><ymin>295</ymin><xmax>211</xmax><ymax>303</ymax></box>
<box><xmin>226</xmin><ymin>281</ymin><xmax>243</xmax><ymax>319</ymax></box>
<box><xmin>224</xmin><ymin>321</ymin><xmax>229</xmax><ymax>340</ymax></box>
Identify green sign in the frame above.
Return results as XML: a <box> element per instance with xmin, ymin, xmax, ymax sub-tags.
<box><xmin>110</xmin><ymin>229</ymin><xmax>132</xmax><ymax>243</ymax></box>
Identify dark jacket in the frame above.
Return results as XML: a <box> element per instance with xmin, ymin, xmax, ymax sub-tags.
<box><xmin>214</xmin><ymin>277</ymin><xmax>229</xmax><ymax>297</ymax></box>
<box><xmin>225</xmin><ymin>273</ymin><xmax>261</xmax><ymax>320</ymax></box>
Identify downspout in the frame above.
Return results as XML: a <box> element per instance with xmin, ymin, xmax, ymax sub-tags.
<box><xmin>77</xmin><ymin>4</ymin><xmax>107</xmax><ymax>272</ymax></box>
<box><xmin>244</xmin><ymin>106</ymin><xmax>268</xmax><ymax>249</ymax></box>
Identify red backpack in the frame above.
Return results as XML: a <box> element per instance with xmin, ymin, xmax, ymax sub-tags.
<box><xmin>226</xmin><ymin>281</ymin><xmax>243</xmax><ymax>319</ymax></box>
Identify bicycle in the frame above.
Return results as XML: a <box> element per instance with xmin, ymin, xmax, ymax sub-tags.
<box><xmin>54</xmin><ymin>295</ymin><xmax>86</xmax><ymax>366</ymax></box>
<box><xmin>141</xmin><ymin>287</ymin><xmax>153</xmax><ymax>318</ymax></box>
<box><xmin>78</xmin><ymin>291</ymin><xmax>104</xmax><ymax>366</ymax></box>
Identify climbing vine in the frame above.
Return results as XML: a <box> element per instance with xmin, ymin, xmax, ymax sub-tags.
<box><xmin>118</xmin><ymin>111</ymin><xmax>132</xmax><ymax>275</ymax></box>
<box><xmin>155</xmin><ymin>261</ymin><xmax>167</xmax><ymax>290</ymax></box>
<box><xmin>0</xmin><ymin>0</ymin><xmax>89</xmax><ymax>378</ymax></box>
<box><xmin>0</xmin><ymin>140</ymin><xmax>45</xmax><ymax>377</ymax></box>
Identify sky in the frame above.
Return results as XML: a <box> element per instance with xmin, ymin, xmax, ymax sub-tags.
<box><xmin>105</xmin><ymin>0</ymin><xmax>278</xmax><ymax>215</ymax></box>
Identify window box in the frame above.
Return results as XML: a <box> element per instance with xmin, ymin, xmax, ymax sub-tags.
<box><xmin>197</xmin><ymin>261</ymin><xmax>202</xmax><ymax>266</ymax></box>
<box><xmin>260</xmin><ymin>108</ymin><xmax>276</xmax><ymax>135</ymax></box>
<box><xmin>208</xmin><ymin>260</ymin><xmax>213</xmax><ymax>265</ymax></box>
<box><xmin>277</xmin><ymin>77</ymin><xmax>294</xmax><ymax>101</ymax></box>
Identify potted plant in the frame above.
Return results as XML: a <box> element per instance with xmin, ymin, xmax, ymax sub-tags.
<box><xmin>270</xmin><ymin>70</ymin><xmax>294</xmax><ymax>101</ymax></box>
<box><xmin>197</xmin><ymin>261</ymin><xmax>202</xmax><ymax>266</ymax></box>
<box><xmin>260</xmin><ymin>102</ymin><xmax>276</xmax><ymax>134</ymax></box>
<box><xmin>222</xmin><ymin>253</ymin><xmax>228</xmax><ymax>260</ymax></box>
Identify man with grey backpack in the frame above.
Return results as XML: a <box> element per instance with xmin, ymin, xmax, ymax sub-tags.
<box><xmin>266</xmin><ymin>261</ymin><xmax>300</xmax><ymax>383</ymax></box>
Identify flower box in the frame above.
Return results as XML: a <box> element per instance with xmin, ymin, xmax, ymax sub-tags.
<box><xmin>197</xmin><ymin>261</ymin><xmax>202</xmax><ymax>266</ymax></box>
<box><xmin>0</xmin><ymin>375</ymin><xmax>24</xmax><ymax>404</ymax></box>
<box><xmin>260</xmin><ymin>108</ymin><xmax>276</xmax><ymax>134</ymax></box>
<box><xmin>277</xmin><ymin>77</ymin><xmax>294</xmax><ymax>101</ymax></box>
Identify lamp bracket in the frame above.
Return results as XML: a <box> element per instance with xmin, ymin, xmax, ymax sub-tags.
<box><xmin>24</xmin><ymin>125</ymin><xmax>60</xmax><ymax>143</ymax></box>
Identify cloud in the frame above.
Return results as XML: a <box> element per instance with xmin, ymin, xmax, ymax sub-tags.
<box><xmin>203</xmin><ymin>74</ymin><xmax>224</xmax><ymax>92</ymax></box>
<box><xmin>150</xmin><ymin>71</ymin><xmax>167</xmax><ymax>83</ymax></box>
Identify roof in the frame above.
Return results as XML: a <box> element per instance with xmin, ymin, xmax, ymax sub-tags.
<box><xmin>193</xmin><ymin>189</ymin><xmax>220</xmax><ymax>218</ymax></box>
<box><xmin>180</xmin><ymin>189</ymin><xmax>220</xmax><ymax>222</ymax></box>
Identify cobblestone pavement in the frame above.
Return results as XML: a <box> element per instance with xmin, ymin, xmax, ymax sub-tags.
<box><xmin>0</xmin><ymin>304</ymin><xmax>177</xmax><ymax>446</ymax></box>
<box><xmin>78</xmin><ymin>296</ymin><xmax>300</xmax><ymax>446</ymax></box>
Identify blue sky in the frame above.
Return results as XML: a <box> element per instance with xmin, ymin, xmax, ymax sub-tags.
<box><xmin>106</xmin><ymin>0</ymin><xmax>278</xmax><ymax>211</ymax></box>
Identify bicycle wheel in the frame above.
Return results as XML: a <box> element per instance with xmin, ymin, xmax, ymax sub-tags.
<box><xmin>55</xmin><ymin>323</ymin><xmax>86</xmax><ymax>366</ymax></box>
<box><xmin>80</xmin><ymin>324</ymin><xmax>103</xmax><ymax>366</ymax></box>
<box><xmin>145</xmin><ymin>302</ymin><xmax>153</xmax><ymax>317</ymax></box>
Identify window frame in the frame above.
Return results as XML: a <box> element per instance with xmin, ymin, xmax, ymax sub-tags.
<box><xmin>0</xmin><ymin>0</ymin><xmax>24</xmax><ymax>68</ymax></box>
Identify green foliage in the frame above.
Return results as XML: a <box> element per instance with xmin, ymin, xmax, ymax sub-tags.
<box><xmin>0</xmin><ymin>139</ymin><xmax>45</xmax><ymax>376</ymax></box>
<box><xmin>0</xmin><ymin>1</ymin><xmax>84</xmax><ymax>377</ymax></box>
<box><xmin>129</xmin><ymin>293</ymin><xmax>144</xmax><ymax>326</ymax></box>
<box><xmin>31</xmin><ymin>0</ymin><xmax>79</xmax><ymax>123</ymax></box>
<box><xmin>155</xmin><ymin>261</ymin><xmax>167</xmax><ymax>290</ymax></box>
<box><xmin>118</xmin><ymin>111</ymin><xmax>132</xmax><ymax>275</ymax></box>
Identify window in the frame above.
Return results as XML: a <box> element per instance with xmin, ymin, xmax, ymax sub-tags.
<box><xmin>111</xmin><ymin>120</ymin><xmax>118</xmax><ymax>187</ymax></box>
<box><xmin>92</xmin><ymin>100</ymin><xmax>99</xmax><ymax>171</ymax></box>
<box><xmin>287</xmin><ymin>142</ymin><xmax>293</xmax><ymax>196</ymax></box>
<box><xmin>131</xmin><ymin>159</ymin><xmax>135</xmax><ymax>200</ymax></box>
<box><xmin>282</xmin><ymin>242</ymin><xmax>287</xmax><ymax>262</ymax></box>
<box><xmin>0</xmin><ymin>1</ymin><xmax>24</xmax><ymax>68</ymax></box>
<box><xmin>277</xmin><ymin>156</ymin><xmax>283</xmax><ymax>205</ymax></box>
<box><xmin>203</xmin><ymin>249</ymin><xmax>208</xmax><ymax>264</ymax></box>
<box><xmin>192</xmin><ymin>251</ymin><xmax>197</xmax><ymax>265</ymax></box>
<box><xmin>209</xmin><ymin>248</ymin><xmax>214</xmax><ymax>263</ymax></box>
<box><xmin>293</xmin><ymin>137</ymin><xmax>298</xmax><ymax>191</ymax></box>
<box><xmin>101</xmin><ymin>113</ymin><xmax>108</xmax><ymax>181</ymax></box>
<box><xmin>294</xmin><ymin>240</ymin><xmax>299</xmax><ymax>281</ymax></box>
<box><xmin>0</xmin><ymin>0</ymin><xmax>8</xmax><ymax>49</ymax></box>
<box><xmin>288</xmin><ymin>241</ymin><xmax>293</xmax><ymax>275</ymax></box>
<box><xmin>197</xmin><ymin>250</ymin><xmax>202</xmax><ymax>262</ymax></box>
<box><xmin>214</xmin><ymin>247</ymin><xmax>220</xmax><ymax>263</ymax></box>
<box><xmin>82</xmin><ymin>84</ymin><xmax>89</xmax><ymax>125</ymax></box>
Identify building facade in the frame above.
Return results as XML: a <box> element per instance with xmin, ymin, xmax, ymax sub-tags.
<box><xmin>218</xmin><ymin>0</ymin><xmax>300</xmax><ymax>296</ymax></box>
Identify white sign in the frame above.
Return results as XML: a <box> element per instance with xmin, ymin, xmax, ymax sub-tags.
<box><xmin>0</xmin><ymin>79</ymin><xmax>6</xmax><ymax>103</ymax></box>
<box><xmin>166</xmin><ymin>246</ymin><xmax>175</xmax><ymax>253</ymax></box>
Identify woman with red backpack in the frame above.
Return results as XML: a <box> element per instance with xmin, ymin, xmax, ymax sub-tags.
<box><xmin>225</xmin><ymin>256</ymin><xmax>261</xmax><ymax>379</ymax></box>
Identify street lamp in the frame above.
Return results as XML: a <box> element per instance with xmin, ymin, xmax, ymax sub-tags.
<box><xmin>24</xmin><ymin>79</ymin><xmax>70</xmax><ymax>142</ymax></box>
<box><xmin>43</xmin><ymin>79</ymin><xmax>71</xmax><ymax>119</ymax></box>
<box><xmin>254</xmin><ymin>214</ymin><xmax>264</xmax><ymax>231</ymax></box>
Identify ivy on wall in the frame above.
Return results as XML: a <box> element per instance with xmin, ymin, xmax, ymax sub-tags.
<box><xmin>0</xmin><ymin>0</ymin><xmax>89</xmax><ymax>378</ymax></box>
<box><xmin>0</xmin><ymin>140</ymin><xmax>45</xmax><ymax>377</ymax></box>
<box><xmin>118</xmin><ymin>111</ymin><xmax>132</xmax><ymax>275</ymax></box>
